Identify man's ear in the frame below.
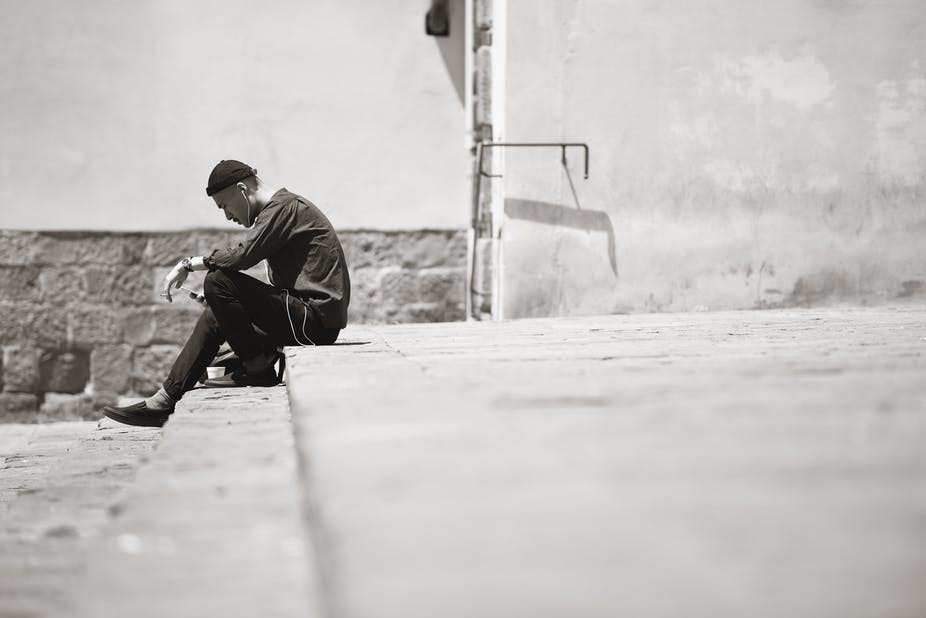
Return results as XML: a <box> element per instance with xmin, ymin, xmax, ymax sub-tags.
<box><xmin>236</xmin><ymin>182</ymin><xmax>249</xmax><ymax>194</ymax></box>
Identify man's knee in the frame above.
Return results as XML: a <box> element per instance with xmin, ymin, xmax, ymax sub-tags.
<box><xmin>190</xmin><ymin>304</ymin><xmax>221</xmax><ymax>333</ymax></box>
<box><xmin>203</xmin><ymin>269</ymin><xmax>235</xmax><ymax>300</ymax></box>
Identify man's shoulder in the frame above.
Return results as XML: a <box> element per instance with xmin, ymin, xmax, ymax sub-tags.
<box><xmin>265</xmin><ymin>188</ymin><xmax>295</xmax><ymax>208</ymax></box>
<box><xmin>268</xmin><ymin>189</ymin><xmax>323</xmax><ymax>214</ymax></box>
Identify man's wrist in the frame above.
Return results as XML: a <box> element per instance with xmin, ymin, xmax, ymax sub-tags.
<box><xmin>181</xmin><ymin>256</ymin><xmax>207</xmax><ymax>272</ymax></box>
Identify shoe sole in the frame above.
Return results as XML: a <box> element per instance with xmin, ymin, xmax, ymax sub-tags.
<box><xmin>103</xmin><ymin>407</ymin><xmax>170</xmax><ymax>428</ymax></box>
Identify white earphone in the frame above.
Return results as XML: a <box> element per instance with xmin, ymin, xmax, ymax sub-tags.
<box><xmin>240</xmin><ymin>188</ymin><xmax>251</xmax><ymax>226</ymax></box>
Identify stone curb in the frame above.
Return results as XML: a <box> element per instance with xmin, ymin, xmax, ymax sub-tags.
<box><xmin>73</xmin><ymin>387</ymin><xmax>322</xmax><ymax>618</ymax></box>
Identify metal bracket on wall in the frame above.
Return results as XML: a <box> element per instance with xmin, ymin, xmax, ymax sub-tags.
<box><xmin>469</xmin><ymin>141</ymin><xmax>591</xmax><ymax>319</ymax></box>
<box><xmin>472</xmin><ymin>142</ymin><xmax>590</xmax><ymax>227</ymax></box>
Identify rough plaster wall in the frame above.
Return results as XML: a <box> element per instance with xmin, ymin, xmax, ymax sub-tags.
<box><xmin>0</xmin><ymin>0</ymin><xmax>467</xmax><ymax>231</ymax></box>
<box><xmin>501</xmin><ymin>0</ymin><xmax>926</xmax><ymax>317</ymax></box>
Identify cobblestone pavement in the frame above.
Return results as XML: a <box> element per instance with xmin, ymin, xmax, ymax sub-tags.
<box><xmin>287</xmin><ymin>305</ymin><xmax>926</xmax><ymax>618</ymax></box>
<box><xmin>0</xmin><ymin>388</ymin><xmax>316</xmax><ymax>618</ymax></box>
<box><xmin>0</xmin><ymin>421</ymin><xmax>160</xmax><ymax>617</ymax></box>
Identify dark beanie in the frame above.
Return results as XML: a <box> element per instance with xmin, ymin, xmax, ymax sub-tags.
<box><xmin>206</xmin><ymin>160</ymin><xmax>257</xmax><ymax>196</ymax></box>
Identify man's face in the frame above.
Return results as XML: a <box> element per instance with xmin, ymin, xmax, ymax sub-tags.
<box><xmin>212</xmin><ymin>183</ymin><xmax>251</xmax><ymax>227</ymax></box>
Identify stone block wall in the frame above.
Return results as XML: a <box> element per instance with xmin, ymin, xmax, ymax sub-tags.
<box><xmin>0</xmin><ymin>229</ymin><xmax>466</xmax><ymax>422</ymax></box>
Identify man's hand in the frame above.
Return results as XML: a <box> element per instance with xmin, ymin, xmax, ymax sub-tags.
<box><xmin>162</xmin><ymin>260</ymin><xmax>190</xmax><ymax>303</ymax></box>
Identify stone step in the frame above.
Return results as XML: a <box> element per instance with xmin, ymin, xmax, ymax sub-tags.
<box><xmin>73</xmin><ymin>387</ymin><xmax>322</xmax><ymax>618</ymax></box>
<box><xmin>2</xmin><ymin>305</ymin><xmax>924</xmax><ymax>617</ymax></box>
<box><xmin>285</xmin><ymin>307</ymin><xmax>926</xmax><ymax>618</ymax></box>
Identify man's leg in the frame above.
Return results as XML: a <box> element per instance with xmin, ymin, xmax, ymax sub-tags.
<box><xmin>161</xmin><ymin>307</ymin><xmax>225</xmax><ymax>401</ymax></box>
<box><xmin>164</xmin><ymin>269</ymin><xmax>311</xmax><ymax>395</ymax></box>
<box><xmin>101</xmin><ymin>306</ymin><xmax>227</xmax><ymax>427</ymax></box>
<box><xmin>159</xmin><ymin>273</ymin><xmax>286</xmax><ymax>401</ymax></box>
<box><xmin>103</xmin><ymin>269</ymin><xmax>335</xmax><ymax>425</ymax></box>
<box><xmin>202</xmin><ymin>269</ymin><xmax>288</xmax><ymax>370</ymax></box>
<box><xmin>199</xmin><ymin>269</ymin><xmax>343</xmax><ymax>387</ymax></box>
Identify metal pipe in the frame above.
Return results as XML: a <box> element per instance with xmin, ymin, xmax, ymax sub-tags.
<box><xmin>468</xmin><ymin>141</ymin><xmax>591</xmax><ymax>319</ymax></box>
<box><xmin>477</xmin><ymin>142</ymin><xmax>589</xmax><ymax>179</ymax></box>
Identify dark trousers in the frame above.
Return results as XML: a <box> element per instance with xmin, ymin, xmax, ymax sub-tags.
<box><xmin>163</xmin><ymin>270</ymin><xmax>340</xmax><ymax>400</ymax></box>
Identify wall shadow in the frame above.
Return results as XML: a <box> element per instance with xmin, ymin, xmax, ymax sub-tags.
<box><xmin>504</xmin><ymin>198</ymin><xmax>618</xmax><ymax>276</ymax></box>
<box><xmin>433</xmin><ymin>0</ymin><xmax>465</xmax><ymax>105</ymax></box>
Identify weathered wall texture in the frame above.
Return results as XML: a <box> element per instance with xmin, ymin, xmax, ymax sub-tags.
<box><xmin>0</xmin><ymin>0</ymin><xmax>467</xmax><ymax>231</ymax></box>
<box><xmin>0</xmin><ymin>230</ymin><xmax>465</xmax><ymax>421</ymax></box>
<box><xmin>499</xmin><ymin>0</ymin><xmax>926</xmax><ymax>317</ymax></box>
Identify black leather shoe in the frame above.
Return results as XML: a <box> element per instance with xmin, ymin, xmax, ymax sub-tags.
<box><xmin>202</xmin><ymin>367</ymin><xmax>281</xmax><ymax>388</ymax></box>
<box><xmin>102</xmin><ymin>401</ymin><xmax>172</xmax><ymax>428</ymax></box>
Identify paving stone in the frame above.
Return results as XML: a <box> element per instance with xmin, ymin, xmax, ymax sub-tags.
<box><xmin>0</xmin><ymin>425</ymin><xmax>35</xmax><ymax>458</ymax></box>
<box><xmin>0</xmin><ymin>420</ymin><xmax>159</xmax><ymax>617</ymax></box>
<box><xmin>286</xmin><ymin>305</ymin><xmax>926</xmax><ymax>618</ymax></box>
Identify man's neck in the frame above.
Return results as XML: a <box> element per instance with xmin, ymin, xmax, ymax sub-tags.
<box><xmin>252</xmin><ymin>185</ymin><xmax>282</xmax><ymax>215</ymax></box>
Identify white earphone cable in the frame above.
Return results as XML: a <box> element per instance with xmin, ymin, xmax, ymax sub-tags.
<box><xmin>283</xmin><ymin>289</ymin><xmax>316</xmax><ymax>346</ymax></box>
<box><xmin>242</xmin><ymin>189</ymin><xmax>251</xmax><ymax>227</ymax></box>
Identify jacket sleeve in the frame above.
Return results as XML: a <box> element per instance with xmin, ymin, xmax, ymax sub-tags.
<box><xmin>204</xmin><ymin>202</ymin><xmax>296</xmax><ymax>271</ymax></box>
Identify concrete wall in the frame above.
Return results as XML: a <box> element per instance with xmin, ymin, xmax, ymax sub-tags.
<box><xmin>0</xmin><ymin>0</ymin><xmax>467</xmax><ymax>231</ymax></box>
<box><xmin>499</xmin><ymin>0</ymin><xmax>926</xmax><ymax>317</ymax></box>
<box><xmin>0</xmin><ymin>229</ymin><xmax>466</xmax><ymax>421</ymax></box>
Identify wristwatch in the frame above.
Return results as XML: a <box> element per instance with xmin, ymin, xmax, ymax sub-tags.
<box><xmin>180</xmin><ymin>257</ymin><xmax>194</xmax><ymax>272</ymax></box>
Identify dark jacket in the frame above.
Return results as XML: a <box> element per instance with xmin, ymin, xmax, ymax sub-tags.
<box><xmin>205</xmin><ymin>188</ymin><xmax>351</xmax><ymax>329</ymax></box>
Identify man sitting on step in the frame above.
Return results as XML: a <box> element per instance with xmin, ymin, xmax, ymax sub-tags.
<box><xmin>103</xmin><ymin>160</ymin><xmax>351</xmax><ymax>428</ymax></box>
